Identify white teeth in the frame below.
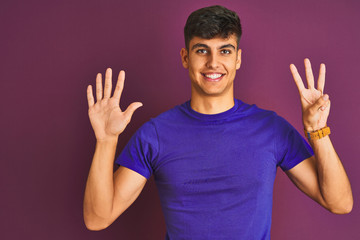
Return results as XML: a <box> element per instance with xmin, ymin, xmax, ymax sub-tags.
<box><xmin>205</xmin><ymin>74</ymin><xmax>222</xmax><ymax>79</ymax></box>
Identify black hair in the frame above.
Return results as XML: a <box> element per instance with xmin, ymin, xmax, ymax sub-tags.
<box><xmin>184</xmin><ymin>5</ymin><xmax>242</xmax><ymax>50</ymax></box>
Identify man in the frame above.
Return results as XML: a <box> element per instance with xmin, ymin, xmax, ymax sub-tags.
<box><xmin>83</xmin><ymin>5</ymin><xmax>353</xmax><ymax>239</ymax></box>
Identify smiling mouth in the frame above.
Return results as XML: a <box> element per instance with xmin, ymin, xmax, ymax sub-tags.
<box><xmin>201</xmin><ymin>73</ymin><xmax>225</xmax><ymax>81</ymax></box>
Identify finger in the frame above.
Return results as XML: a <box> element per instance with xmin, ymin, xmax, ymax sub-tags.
<box><xmin>290</xmin><ymin>64</ymin><xmax>305</xmax><ymax>92</ymax></box>
<box><xmin>304</xmin><ymin>58</ymin><xmax>315</xmax><ymax>89</ymax></box>
<box><xmin>124</xmin><ymin>102</ymin><xmax>143</xmax><ymax>122</ymax></box>
<box><xmin>317</xmin><ymin>63</ymin><xmax>326</xmax><ymax>94</ymax></box>
<box><xmin>96</xmin><ymin>73</ymin><xmax>103</xmax><ymax>101</ymax></box>
<box><xmin>113</xmin><ymin>70</ymin><xmax>125</xmax><ymax>104</ymax></box>
<box><xmin>320</xmin><ymin>98</ymin><xmax>330</xmax><ymax>111</ymax></box>
<box><xmin>310</xmin><ymin>94</ymin><xmax>329</xmax><ymax>112</ymax></box>
<box><xmin>104</xmin><ymin>68</ymin><xmax>112</xmax><ymax>99</ymax></box>
<box><xmin>87</xmin><ymin>85</ymin><xmax>95</xmax><ymax>107</ymax></box>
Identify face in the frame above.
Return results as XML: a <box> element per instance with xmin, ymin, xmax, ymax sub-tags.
<box><xmin>180</xmin><ymin>34</ymin><xmax>242</xmax><ymax>98</ymax></box>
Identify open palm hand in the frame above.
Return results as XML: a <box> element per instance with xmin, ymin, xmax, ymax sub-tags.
<box><xmin>87</xmin><ymin>68</ymin><xmax>143</xmax><ymax>141</ymax></box>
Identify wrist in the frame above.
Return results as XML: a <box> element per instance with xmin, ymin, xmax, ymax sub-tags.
<box><xmin>96</xmin><ymin>135</ymin><xmax>119</xmax><ymax>144</ymax></box>
<box><xmin>304</xmin><ymin>126</ymin><xmax>331</xmax><ymax>141</ymax></box>
<box><xmin>303</xmin><ymin>123</ymin><xmax>326</xmax><ymax>132</ymax></box>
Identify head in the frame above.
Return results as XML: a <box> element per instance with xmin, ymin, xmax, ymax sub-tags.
<box><xmin>184</xmin><ymin>5</ymin><xmax>242</xmax><ymax>51</ymax></box>
<box><xmin>180</xmin><ymin>5</ymin><xmax>242</xmax><ymax>98</ymax></box>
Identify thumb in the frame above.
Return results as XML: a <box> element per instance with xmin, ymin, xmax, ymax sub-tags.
<box><xmin>310</xmin><ymin>94</ymin><xmax>329</xmax><ymax>112</ymax></box>
<box><xmin>124</xmin><ymin>102</ymin><xmax>143</xmax><ymax>122</ymax></box>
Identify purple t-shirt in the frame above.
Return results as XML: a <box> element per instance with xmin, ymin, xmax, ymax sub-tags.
<box><xmin>115</xmin><ymin>99</ymin><xmax>313</xmax><ymax>239</ymax></box>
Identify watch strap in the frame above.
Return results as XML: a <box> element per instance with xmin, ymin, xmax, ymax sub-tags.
<box><xmin>304</xmin><ymin>126</ymin><xmax>331</xmax><ymax>141</ymax></box>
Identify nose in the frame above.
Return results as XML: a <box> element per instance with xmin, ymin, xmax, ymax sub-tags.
<box><xmin>206</xmin><ymin>52</ymin><xmax>219</xmax><ymax>69</ymax></box>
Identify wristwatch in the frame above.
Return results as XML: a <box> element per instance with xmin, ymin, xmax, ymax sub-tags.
<box><xmin>304</xmin><ymin>126</ymin><xmax>331</xmax><ymax>141</ymax></box>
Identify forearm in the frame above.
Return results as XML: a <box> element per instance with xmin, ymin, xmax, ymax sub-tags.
<box><xmin>83</xmin><ymin>138</ymin><xmax>118</xmax><ymax>228</ymax></box>
<box><xmin>310</xmin><ymin>136</ymin><xmax>353</xmax><ymax>213</ymax></box>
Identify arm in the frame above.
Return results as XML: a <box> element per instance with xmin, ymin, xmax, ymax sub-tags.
<box><xmin>286</xmin><ymin>58</ymin><xmax>353</xmax><ymax>214</ymax></box>
<box><xmin>83</xmin><ymin>68</ymin><xmax>146</xmax><ymax>230</ymax></box>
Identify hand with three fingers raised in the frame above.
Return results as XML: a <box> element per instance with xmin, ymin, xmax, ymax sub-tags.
<box><xmin>290</xmin><ymin>58</ymin><xmax>330</xmax><ymax>132</ymax></box>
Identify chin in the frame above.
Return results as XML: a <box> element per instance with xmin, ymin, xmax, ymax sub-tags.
<box><xmin>199</xmin><ymin>87</ymin><xmax>230</xmax><ymax>97</ymax></box>
<box><xmin>203</xmin><ymin>84</ymin><xmax>233</xmax><ymax>96</ymax></box>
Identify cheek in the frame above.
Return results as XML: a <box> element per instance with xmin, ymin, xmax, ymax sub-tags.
<box><xmin>188</xmin><ymin>59</ymin><xmax>201</xmax><ymax>73</ymax></box>
<box><xmin>224</xmin><ymin>61</ymin><xmax>236</xmax><ymax>73</ymax></box>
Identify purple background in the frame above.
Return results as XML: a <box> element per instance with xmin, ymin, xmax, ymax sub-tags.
<box><xmin>1</xmin><ymin>0</ymin><xmax>359</xmax><ymax>239</ymax></box>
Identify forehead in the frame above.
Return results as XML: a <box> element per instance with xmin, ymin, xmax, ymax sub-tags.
<box><xmin>189</xmin><ymin>34</ymin><xmax>238</xmax><ymax>48</ymax></box>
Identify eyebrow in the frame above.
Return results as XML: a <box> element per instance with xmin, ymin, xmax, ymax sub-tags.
<box><xmin>191</xmin><ymin>43</ymin><xmax>236</xmax><ymax>50</ymax></box>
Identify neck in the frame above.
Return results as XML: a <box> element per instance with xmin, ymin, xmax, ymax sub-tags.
<box><xmin>190</xmin><ymin>94</ymin><xmax>235</xmax><ymax>114</ymax></box>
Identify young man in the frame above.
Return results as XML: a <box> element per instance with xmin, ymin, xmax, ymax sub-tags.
<box><xmin>83</xmin><ymin>5</ymin><xmax>353</xmax><ymax>239</ymax></box>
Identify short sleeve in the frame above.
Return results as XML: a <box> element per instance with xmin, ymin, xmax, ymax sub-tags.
<box><xmin>275</xmin><ymin>115</ymin><xmax>314</xmax><ymax>171</ymax></box>
<box><xmin>115</xmin><ymin>120</ymin><xmax>159</xmax><ymax>179</ymax></box>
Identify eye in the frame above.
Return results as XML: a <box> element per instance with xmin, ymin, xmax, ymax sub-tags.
<box><xmin>196</xmin><ymin>49</ymin><xmax>208</xmax><ymax>54</ymax></box>
<box><xmin>221</xmin><ymin>49</ymin><xmax>231</xmax><ymax>54</ymax></box>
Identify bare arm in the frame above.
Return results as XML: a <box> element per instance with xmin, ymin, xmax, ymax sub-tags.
<box><xmin>286</xmin><ymin>59</ymin><xmax>353</xmax><ymax>214</ymax></box>
<box><xmin>286</xmin><ymin>141</ymin><xmax>352</xmax><ymax>214</ymax></box>
<box><xmin>83</xmin><ymin>68</ymin><xmax>146</xmax><ymax>230</ymax></box>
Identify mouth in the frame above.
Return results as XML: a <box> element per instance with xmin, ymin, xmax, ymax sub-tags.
<box><xmin>201</xmin><ymin>72</ymin><xmax>225</xmax><ymax>82</ymax></box>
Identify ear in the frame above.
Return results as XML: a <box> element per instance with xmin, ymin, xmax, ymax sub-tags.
<box><xmin>180</xmin><ymin>48</ymin><xmax>189</xmax><ymax>69</ymax></box>
<box><xmin>236</xmin><ymin>49</ymin><xmax>242</xmax><ymax>70</ymax></box>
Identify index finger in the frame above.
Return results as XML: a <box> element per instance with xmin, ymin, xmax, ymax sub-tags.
<box><xmin>113</xmin><ymin>70</ymin><xmax>125</xmax><ymax>104</ymax></box>
<box><xmin>317</xmin><ymin>63</ymin><xmax>326</xmax><ymax>94</ymax></box>
<box><xmin>290</xmin><ymin>64</ymin><xmax>306</xmax><ymax>92</ymax></box>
